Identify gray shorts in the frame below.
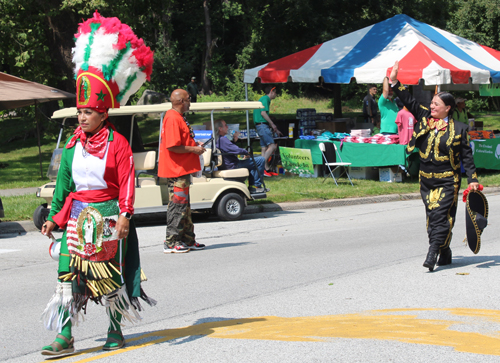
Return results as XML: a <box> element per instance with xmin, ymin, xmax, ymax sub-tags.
<box><xmin>256</xmin><ymin>123</ymin><xmax>275</xmax><ymax>147</ymax></box>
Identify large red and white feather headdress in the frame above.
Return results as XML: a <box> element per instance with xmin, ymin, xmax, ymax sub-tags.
<box><xmin>72</xmin><ymin>11</ymin><xmax>154</xmax><ymax>110</ymax></box>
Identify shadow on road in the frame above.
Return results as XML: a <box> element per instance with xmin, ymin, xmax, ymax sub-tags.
<box><xmin>0</xmin><ymin>221</ymin><xmax>28</xmax><ymax>238</ymax></box>
<box><xmin>205</xmin><ymin>241</ymin><xmax>254</xmax><ymax>250</ymax></box>
<box><xmin>439</xmin><ymin>254</ymin><xmax>500</xmax><ymax>270</ymax></box>
<box><xmin>87</xmin><ymin>317</ymin><xmax>267</xmax><ymax>353</ymax></box>
<box><xmin>133</xmin><ymin>209</ymin><xmax>303</xmax><ymax>227</ymax></box>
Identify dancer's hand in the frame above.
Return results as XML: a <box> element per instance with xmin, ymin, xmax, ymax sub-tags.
<box><xmin>468</xmin><ymin>182</ymin><xmax>480</xmax><ymax>191</ymax></box>
<box><xmin>116</xmin><ymin>215</ymin><xmax>130</xmax><ymax>239</ymax></box>
<box><xmin>41</xmin><ymin>220</ymin><xmax>56</xmax><ymax>239</ymax></box>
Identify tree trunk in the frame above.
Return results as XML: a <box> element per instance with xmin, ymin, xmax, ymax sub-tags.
<box><xmin>492</xmin><ymin>96</ymin><xmax>500</xmax><ymax>111</ymax></box>
<box><xmin>202</xmin><ymin>0</ymin><xmax>214</xmax><ymax>94</ymax></box>
<box><xmin>44</xmin><ymin>12</ymin><xmax>78</xmax><ymax>107</ymax></box>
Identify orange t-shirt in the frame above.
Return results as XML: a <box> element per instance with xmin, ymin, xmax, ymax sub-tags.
<box><xmin>158</xmin><ymin>109</ymin><xmax>201</xmax><ymax>178</ymax></box>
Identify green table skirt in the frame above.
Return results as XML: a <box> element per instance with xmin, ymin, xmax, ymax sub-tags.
<box><xmin>470</xmin><ymin>138</ymin><xmax>500</xmax><ymax>170</ymax></box>
<box><xmin>294</xmin><ymin>139</ymin><xmax>409</xmax><ymax>167</ymax></box>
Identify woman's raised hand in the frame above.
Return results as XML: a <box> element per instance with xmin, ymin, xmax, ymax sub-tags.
<box><xmin>390</xmin><ymin>61</ymin><xmax>399</xmax><ymax>84</ymax></box>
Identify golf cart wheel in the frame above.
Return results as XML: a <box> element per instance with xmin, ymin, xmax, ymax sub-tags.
<box><xmin>216</xmin><ymin>192</ymin><xmax>245</xmax><ymax>221</ymax></box>
<box><xmin>33</xmin><ymin>203</ymin><xmax>49</xmax><ymax>230</ymax></box>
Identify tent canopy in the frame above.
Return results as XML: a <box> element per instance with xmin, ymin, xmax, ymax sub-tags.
<box><xmin>244</xmin><ymin>14</ymin><xmax>500</xmax><ymax>86</ymax></box>
<box><xmin>0</xmin><ymin>72</ymin><xmax>74</xmax><ymax>110</ymax></box>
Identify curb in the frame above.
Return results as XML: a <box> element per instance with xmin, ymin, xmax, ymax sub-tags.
<box><xmin>2</xmin><ymin>187</ymin><xmax>499</xmax><ymax>236</ymax></box>
<box><xmin>244</xmin><ymin>192</ymin><xmax>423</xmax><ymax>214</ymax></box>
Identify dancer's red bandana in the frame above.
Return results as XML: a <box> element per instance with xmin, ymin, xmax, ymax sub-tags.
<box><xmin>66</xmin><ymin>121</ymin><xmax>116</xmax><ymax>159</ymax></box>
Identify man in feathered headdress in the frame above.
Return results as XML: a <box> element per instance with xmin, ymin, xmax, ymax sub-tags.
<box><xmin>40</xmin><ymin>11</ymin><xmax>155</xmax><ymax>356</ymax></box>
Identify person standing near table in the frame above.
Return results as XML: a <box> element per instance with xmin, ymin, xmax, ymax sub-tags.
<box><xmin>452</xmin><ymin>97</ymin><xmax>473</xmax><ymax>124</ymax></box>
<box><xmin>379</xmin><ymin>77</ymin><xmax>399</xmax><ymax>135</ymax></box>
<box><xmin>395</xmin><ymin>106</ymin><xmax>415</xmax><ymax>145</ymax></box>
<box><xmin>253</xmin><ymin>86</ymin><xmax>282</xmax><ymax>176</ymax></box>
<box><xmin>158</xmin><ymin>89</ymin><xmax>206</xmax><ymax>253</ymax></box>
<box><xmin>40</xmin><ymin>12</ymin><xmax>156</xmax><ymax>356</ymax></box>
<box><xmin>362</xmin><ymin>84</ymin><xmax>378</xmax><ymax>125</ymax></box>
<box><xmin>390</xmin><ymin>60</ymin><xmax>479</xmax><ymax>271</ymax></box>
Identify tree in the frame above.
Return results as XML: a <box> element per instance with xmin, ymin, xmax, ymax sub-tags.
<box><xmin>447</xmin><ymin>0</ymin><xmax>500</xmax><ymax>49</ymax></box>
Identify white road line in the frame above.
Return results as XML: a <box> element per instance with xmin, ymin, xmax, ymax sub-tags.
<box><xmin>0</xmin><ymin>249</ymin><xmax>20</xmax><ymax>254</ymax></box>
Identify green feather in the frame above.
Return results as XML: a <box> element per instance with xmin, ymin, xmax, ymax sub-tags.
<box><xmin>117</xmin><ymin>73</ymin><xmax>137</xmax><ymax>102</ymax></box>
<box><xmin>103</xmin><ymin>42</ymin><xmax>131</xmax><ymax>81</ymax></box>
<box><xmin>82</xmin><ymin>23</ymin><xmax>101</xmax><ymax>72</ymax></box>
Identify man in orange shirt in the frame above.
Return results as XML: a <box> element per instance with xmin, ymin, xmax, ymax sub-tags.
<box><xmin>158</xmin><ymin>89</ymin><xmax>206</xmax><ymax>253</ymax></box>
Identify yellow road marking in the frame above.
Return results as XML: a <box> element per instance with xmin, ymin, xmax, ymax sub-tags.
<box><xmin>46</xmin><ymin>308</ymin><xmax>500</xmax><ymax>362</ymax></box>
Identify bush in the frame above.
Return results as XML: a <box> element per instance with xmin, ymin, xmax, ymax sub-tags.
<box><xmin>198</xmin><ymin>93</ymin><xmax>230</xmax><ymax>102</ymax></box>
<box><xmin>466</xmin><ymin>97</ymin><xmax>490</xmax><ymax>112</ymax></box>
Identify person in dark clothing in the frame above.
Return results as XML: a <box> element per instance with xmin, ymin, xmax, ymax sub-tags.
<box><xmin>390</xmin><ymin>60</ymin><xmax>479</xmax><ymax>272</ymax></box>
<box><xmin>362</xmin><ymin>84</ymin><xmax>378</xmax><ymax>124</ymax></box>
<box><xmin>186</xmin><ymin>77</ymin><xmax>198</xmax><ymax>103</ymax></box>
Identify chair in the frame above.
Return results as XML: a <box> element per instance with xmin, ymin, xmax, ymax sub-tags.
<box><xmin>319</xmin><ymin>142</ymin><xmax>353</xmax><ymax>186</ymax></box>
<box><xmin>133</xmin><ymin>151</ymin><xmax>157</xmax><ymax>187</ymax></box>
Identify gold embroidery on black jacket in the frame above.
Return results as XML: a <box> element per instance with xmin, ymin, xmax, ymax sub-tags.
<box><xmin>393</xmin><ymin>81</ymin><xmax>478</xmax><ymax>184</ymax></box>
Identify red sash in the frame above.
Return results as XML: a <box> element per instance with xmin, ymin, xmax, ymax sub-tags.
<box><xmin>53</xmin><ymin>189</ymin><xmax>119</xmax><ymax>229</ymax></box>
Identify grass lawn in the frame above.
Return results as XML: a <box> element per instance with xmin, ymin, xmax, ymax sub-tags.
<box><xmin>4</xmin><ymin>171</ymin><xmax>500</xmax><ymax>222</ymax></box>
<box><xmin>2</xmin><ymin>97</ymin><xmax>500</xmax><ymax>221</ymax></box>
<box><xmin>2</xmin><ymin>194</ymin><xmax>42</xmax><ymax>222</ymax></box>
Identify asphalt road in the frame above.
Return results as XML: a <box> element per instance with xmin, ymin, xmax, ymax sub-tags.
<box><xmin>1</xmin><ymin>194</ymin><xmax>500</xmax><ymax>363</ymax></box>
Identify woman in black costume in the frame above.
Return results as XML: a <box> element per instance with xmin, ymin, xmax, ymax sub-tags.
<box><xmin>390</xmin><ymin>61</ymin><xmax>479</xmax><ymax>271</ymax></box>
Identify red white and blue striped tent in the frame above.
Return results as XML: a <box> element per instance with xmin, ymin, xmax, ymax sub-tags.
<box><xmin>244</xmin><ymin>14</ymin><xmax>500</xmax><ymax>86</ymax></box>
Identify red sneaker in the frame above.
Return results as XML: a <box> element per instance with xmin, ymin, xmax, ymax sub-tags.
<box><xmin>263</xmin><ymin>170</ymin><xmax>273</xmax><ymax>177</ymax></box>
<box><xmin>187</xmin><ymin>242</ymin><xmax>205</xmax><ymax>250</ymax></box>
<box><xmin>266</xmin><ymin>170</ymin><xmax>279</xmax><ymax>176</ymax></box>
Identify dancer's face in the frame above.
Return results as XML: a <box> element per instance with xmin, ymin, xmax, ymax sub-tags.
<box><xmin>430</xmin><ymin>96</ymin><xmax>451</xmax><ymax>119</ymax></box>
<box><xmin>77</xmin><ymin>108</ymin><xmax>107</xmax><ymax>134</ymax></box>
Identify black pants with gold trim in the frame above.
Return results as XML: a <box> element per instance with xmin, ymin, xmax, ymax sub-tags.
<box><xmin>419</xmin><ymin>171</ymin><xmax>460</xmax><ymax>251</ymax></box>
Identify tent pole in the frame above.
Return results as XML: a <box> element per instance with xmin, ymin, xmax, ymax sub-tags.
<box><xmin>35</xmin><ymin>101</ymin><xmax>44</xmax><ymax>179</ymax></box>
<box><xmin>245</xmin><ymin>83</ymin><xmax>250</xmax><ymax>147</ymax></box>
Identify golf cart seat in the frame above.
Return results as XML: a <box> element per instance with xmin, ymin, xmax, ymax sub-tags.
<box><xmin>133</xmin><ymin>150</ymin><xmax>157</xmax><ymax>187</ymax></box>
<box><xmin>214</xmin><ymin>168</ymin><xmax>249</xmax><ymax>179</ymax></box>
<box><xmin>202</xmin><ymin>148</ymin><xmax>249</xmax><ymax>182</ymax></box>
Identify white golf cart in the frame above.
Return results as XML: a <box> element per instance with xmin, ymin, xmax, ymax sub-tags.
<box><xmin>33</xmin><ymin>101</ymin><xmax>266</xmax><ymax>229</ymax></box>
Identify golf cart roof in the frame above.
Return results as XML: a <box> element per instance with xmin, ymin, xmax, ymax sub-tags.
<box><xmin>51</xmin><ymin>101</ymin><xmax>264</xmax><ymax>119</ymax></box>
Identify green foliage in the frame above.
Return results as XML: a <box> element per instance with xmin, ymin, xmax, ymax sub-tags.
<box><xmin>197</xmin><ymin>93</ymin><xmax>230</xmax><ymax>102</ymax></box>
<box><xmin>466</xmin><ymin>97</ymin><xmax>491</xmax><ymax>112</ymax></box>
<box><xmin>279</xmin><ymin>89</ymin><xmax>293</xmax><ymax>101</ymax></box>
<box><xmin>129</xmin><ymin>82</ymin><xmax>151</xmax><ymax>105</ymax></box>
<box><xmin>0</xmin><ymin>0</ymin><xmax>498</xmax><ymax>114</ymax></box>
<box><xmin>447</xmin><ymin>0</ymin><xmax>500</xmax><ymax>49</ymax></box>
<box><xmin>222</xmin><ymin>0</ymin><xmax>244</xmax><ymax>19</ymax></box>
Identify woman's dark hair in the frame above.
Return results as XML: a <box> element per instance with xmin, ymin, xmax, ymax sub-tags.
<box><xmin>435</xmin><ymin>91</ymin><xmax>456</xmax><ymax>117</ymax></box>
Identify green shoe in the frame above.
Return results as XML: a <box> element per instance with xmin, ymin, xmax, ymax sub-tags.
<box><xmin>103</xmin><ymin>330</ymin><xmax>125</xmax><ymax>351</ymax></box>
<box><xmin>41</xmin><ymin>334</ymin><xmax>75</xmax><ymax>356</ymax></box>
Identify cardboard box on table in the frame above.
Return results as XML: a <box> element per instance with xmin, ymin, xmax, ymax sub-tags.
<box><xmin>348</xmin><ymin>167</ymin><xmax>379</xmax><ymax>180</ymax></box>
<box><xmin>379</xmin><ymin>166</ymin><xmax>403</xmax><ymax>183</ymax></box>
